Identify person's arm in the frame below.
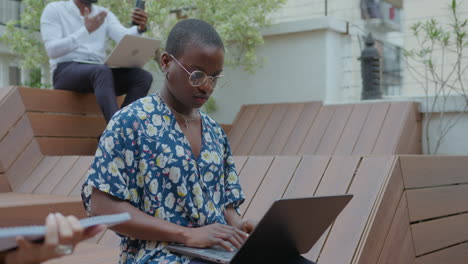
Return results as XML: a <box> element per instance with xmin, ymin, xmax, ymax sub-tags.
<box><xmin>40</xmin><ymin>4</ymin><xmax>90</xmax><ymax>59</ymax></box>
<box><xmin>106</xmin><ymin>10</ymin><xmax>139</xmax><ymax>43</ymax></box>
<box><xmin>91</xmin><ymin>188</ymin><xmax>247</xmax><ymax>251</ymax></box>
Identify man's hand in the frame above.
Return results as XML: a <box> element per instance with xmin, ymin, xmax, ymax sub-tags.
<box><xmin>132</xmin><ymin>8</ymin><xmax>148</xmax><ymax>32</ymax></box>
<box><xmin>183</xmin><ymin>223</ymin><xmax>249</xmax><ymax>252</ymax></box>
<box><xmin>84</xmin><ymin>7</ymin><xmax>107</xmax><ymax>33</ymax></box>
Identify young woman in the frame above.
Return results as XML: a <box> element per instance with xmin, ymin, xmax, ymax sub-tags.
<box><xmin>82</xmin><ymin>19</ymin><xmax>313</xmax><ymax>264</ymax></box>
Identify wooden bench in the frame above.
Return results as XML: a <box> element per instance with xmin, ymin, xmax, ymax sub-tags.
<box><xmin>4</xmin><ymin>86</ymin><xmax>466</xmax><ymax>263</ymax></box>
<box><xmin>228</xmin><ymin>101</ymin><xmax>422</xmax><ymax>156</ymax></box>
<box><xmin>397</xmin><ymin>156</ymin><xmax>468</xmax><ymax>264</ymax></box>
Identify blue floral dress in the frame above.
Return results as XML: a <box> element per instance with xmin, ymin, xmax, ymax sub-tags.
<box><xmin>81</xmin><ymin>93</ymin><xmax>245</xmax><ymax>264</ymax></box>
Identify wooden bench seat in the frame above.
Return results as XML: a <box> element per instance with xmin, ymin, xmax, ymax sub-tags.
<box><xmin>0</xmin><ymin>193</ymin><xmax>85</xmax><ymax>227</ymax></box>
<box><xmin>44</xmin><ymin>243</ymin><xmax>119</xmax><ymax>264</ymax></box>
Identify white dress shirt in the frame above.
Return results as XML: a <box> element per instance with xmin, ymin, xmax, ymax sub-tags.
<box><xmin>40</xmin><ymin>0</ymin><xmax>140</xmax><ymax>71</ymax></box>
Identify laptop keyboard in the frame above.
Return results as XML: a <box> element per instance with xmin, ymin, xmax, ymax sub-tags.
<box><xmin>204</xmin><ymin>247</ymin><xmax>237</xmax><ymax>259</ymax></box>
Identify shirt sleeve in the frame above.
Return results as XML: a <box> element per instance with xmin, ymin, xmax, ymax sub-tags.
<box><xmin>81</xmin><ymin>110</ymin><xmax>140</xmax><ymax>215</ymax></box>
<box><xmin>40</xmin><ymin>3</ymin><xmax>90</xmax><ymax>59</ymax></box>
<box><xmin>106</xmin><ymin>10</ymin><xmax>140</xmax><ymax>43</ymax></box>
<box><xmin>221</xmin><ymin>129</ymin><xmax>245</xmax><ymax>214</ymax></box>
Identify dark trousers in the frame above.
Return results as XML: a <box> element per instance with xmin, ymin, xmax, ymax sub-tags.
<box><xmin>53</xmin><ymin>62</ymin><xmax>153</xmax><ymax>122</ymax></box>
<box><xmin>188</xmin><ymin>255</ymin><xmax>315</xmax><ymax>264</ymax></box>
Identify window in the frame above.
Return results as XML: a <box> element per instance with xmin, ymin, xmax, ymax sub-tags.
<box><xmin>9</xmin><ymin>66</ymin><xmax>20</xmax><ymax>85</ymax></box>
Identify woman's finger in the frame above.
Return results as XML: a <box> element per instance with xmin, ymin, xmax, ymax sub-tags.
<box><xmin>44</xmin><ymin>213</ymin><xmax>59</xmax><ymax>246</ymax></box>
<box><xmin>55</xmin><ymin>213</ymin><xmax>74</xmax><ymax>245</ymax></box>
<box><xmin>213</xmin><ymin>238</ymin><xmax>234</xmax><ymax>252</ymax></box>
<box><xmin>16</xmin><ymin>236</ymin><xmax>33</xmax><ymax>249</ymax></box>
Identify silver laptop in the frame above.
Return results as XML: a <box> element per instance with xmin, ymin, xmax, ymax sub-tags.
<box><xmin>166</xmin><ymin>195</ymin><xmax>352</xmax><ymax>264</ymax></box>
<box><xmin>105</xmin><ymin>35</ymin><xmax>161</xmax><ymax>68</ymax></box>
<box><xmin>74</xmin><ymin>35</ymin><xmax>160</xmax><ymax>68</ymax></box>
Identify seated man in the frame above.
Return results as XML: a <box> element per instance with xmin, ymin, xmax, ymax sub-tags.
<box><xmin>40</xmin><ymin>0</ymin><xmax>153</xmax><ymax>123</ymax></box>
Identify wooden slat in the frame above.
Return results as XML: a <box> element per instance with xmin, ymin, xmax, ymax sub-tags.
<box><xmin>28</xmin><ymin>112</ymin><xmax>106</xmax><ymax>138</ymax></box>
<box><xmin>407</xmin><ymin>184</ymin><xmax>468</xmax><ymax>222</ymax></box>
<box><xmin>52</xmin><ymin>156</ymin><xmax>93</xmax><ymax>195</ymax></box>
<box><xmin>15</xmin><ymin>156</ymin><xmax>61</xmax><ymax>193</ymax></box>
<box><xmin>415</xmin><ymin>242</ymin><xmax>468</xmax><ymax>264</ymax></box>
<box><xmin>0</xmin><ymin>114</ymin><xmax>34</xmax><ymax>173</ymax></box>
<box><xmin>0</xmin><ymin>174</ymin><xmax>11</xmax><ymax>192</ymax></box>
<box><xmin>18</xmin><ymin>87</ymin><xmax>103</xmax><ymax>115</ymax></box>
<box><xmin>0</xmin><ymin>87</ymin><xmax>26</xmax><ymax>141</ymax></box>
<box><xmin>356</xmin><ymin>158</ymin><xmax>405</xmax><ymax>264</ymax></box>
<box><xmin>237</xmin><ymin>156</ymin><xmax>274</xmax><ymax>213</ymax></box>
<box><xmin>265</xmin><ymin>103</ymin><xmax>305</xmax><ymax>155</ymax></box>
<box><xmin>0</xmin><ymin>86</ymin><xmax>14</xmax><ymax>102</ymax></box>
<box><xmin>283</xmin><ymin>156</ymin><xmax>331</xmax><ymax>199</ymax></box>
<box><xmin>304</xmin><ymin>156</ymin><xmax>361</xmax><ymax>262</ymax></box>
<box><xmin>315</xmin><ymin>105</ymin><xmax>353</xmax><ymax>155</ymax></box>
<box><xmin>250</xmin><ymin>104</ymin><xmax>289</xmax><ymax>155</ymax></box>
<box><xmin>395</xmin><ymin>103</ymin><xmax>421</xmax><ymax>154</ymax></box>
<box><xmin>234</xmin><ymin>104</ymin><xmax>274</xmax><ymax>155</ymax></box>
<box><xmin>36</xmin><ymin>137</ymin><xmax>99</xmax><ymax>156</ymax></box>
<box><xmin>243</xmin><ymin>156</ymin><xmax>301</xmax><ymax>221</ymax></box>
<box><xmin>220</xmin><ymin>124</ymin><xmax>232</xmax><ymax>134</ymax></box>
<box><xmin>377</xmin><ymin>194</ymin><xmax>415</xmax><ymax>264</ymax></box>
<box><xmin>282</xmin><ymin>102</ymin><xmax>322</xmax><ymax>155</ymax></box>
<box><xmin>334</xmin><ymin>104</ymin><xmax>372</xmax><ymax>155</ymax></box>
<box><xmin>34</xmin><ymin>156</ymin><xmax>80</xmax><ymax>194</ymax></box>
<box><xmin>352</xmin><ymin>103</ymin><xmax>390</xmax><ymax>155</ymax></box>
<box><xmin>400</xmin><ymin>156</ymin><xmax>468</xmax><ymax>189</ymax></box>
<box><xmin>317</xmin><ymin>156</ymin><xmax>395</xmax><ymax>264</ymax></box>
<box><xmin>412</xmin><ymin>212</ymin><xmax>468</xmax><ymax>256</ymax></box>
<box><xmin>228</xmin><ymin>105</ymin><xmax>259</xmax><ymax>151</ymax></box>
<box><xmin>5</xmin><ymin>140</ymin><xmax>43</xmax><ymax>190</ymax></box>
<box><xmin>0</xmin><ymin>193</ymin><xmax>86</xmax><ymax>226</ymax></box>
<box><xmin>298</xmin><ymin>106</ymin><xmax>336</xmax><ymax>155</ymax></box>
<box><xmin>373</xmin><ymin>102</ymin><xmax>412</xmax><ymax>154</ymax></box>
<box><xmin>70</xmin><ymin>173</ymin><xmax>88</xmax><ymax>197</ymax></box>
<box><xmin>233</xmin><ymin>156</ymin><xmax>248</xmax><ymax>173</ymax></box>
<box><xmin>98</xmin><ymin>231</ymin><xmax>122</xmax><ymax>247</ymax></box>
<box><xmin>44</xmin><ymin>243</ymin><xmax>119</xmax><ymax>264</ymax></box>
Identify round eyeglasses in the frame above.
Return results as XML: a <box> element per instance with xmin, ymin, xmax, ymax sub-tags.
<box><xmin>169</xmin><ymin>54</ymin><xmax>223</xmax><ymax>88</ymax></box>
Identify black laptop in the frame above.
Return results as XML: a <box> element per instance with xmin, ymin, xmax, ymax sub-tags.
<box><xmin>166</xmin><ymin>195</ymin><xmax>352</xmax><ymax>264</ymax></box>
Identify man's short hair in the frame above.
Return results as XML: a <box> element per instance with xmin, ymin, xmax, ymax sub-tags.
<box><xmin>166</xmin><ymin>19</ymin><xmax>224</xmax><ymax>58</ymax></box>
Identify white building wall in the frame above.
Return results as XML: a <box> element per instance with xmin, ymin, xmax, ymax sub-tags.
<box><xmin>209</xmin><ymin>17</ymin><xmax>350</xmax><ymax>123</ymax></box>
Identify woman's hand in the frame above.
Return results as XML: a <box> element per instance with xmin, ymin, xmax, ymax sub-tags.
<box><xmin>4</xmin><ymin>213</ymin><xmax>105</xmax><ymax>264</ymax></box>
<box><xmin>232</xmin><ymin>219</ymin><xmax>257</xmax><ymax>234</ymax></box>
<box><xmin>183</xmin><ymin>223</ymin><xmax>249</xmax><ymax>252</ymax></box>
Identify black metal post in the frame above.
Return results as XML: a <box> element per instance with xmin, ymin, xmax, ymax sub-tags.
<box><xmin>359</xmin><ymin>33</ymin><xmax>382</xmax><ymax>100</ymax></box>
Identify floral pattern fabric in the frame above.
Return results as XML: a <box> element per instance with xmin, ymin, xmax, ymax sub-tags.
<box><xmin>81</xmin><ymin>93</ymin><xmax>245</xmax><ymax>264</ymax></box>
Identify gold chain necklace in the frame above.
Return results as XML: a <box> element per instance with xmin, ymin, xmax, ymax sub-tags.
<box><xmin>166</xmin><ymin>104</ymin><xmax>200</xmax><ymax>128</ymax></box>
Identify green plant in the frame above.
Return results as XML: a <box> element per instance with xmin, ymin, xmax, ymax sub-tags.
<box><xmin>404</xmin><ymin>0</ymin><xmax>468</xmax><ymax>154</ymax></box>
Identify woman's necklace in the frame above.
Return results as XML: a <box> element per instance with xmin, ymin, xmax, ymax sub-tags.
<box><xmin>167</xmin><ymin>104</ymin><xmax>200</xmax><ymax>128</ymax></box>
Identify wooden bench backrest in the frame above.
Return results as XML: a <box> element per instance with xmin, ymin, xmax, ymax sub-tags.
<box><xmin>18</xmin><ymin>87</ymin><xmax>112</xmax><ymax>156</ymax></box>
<box><xmin>228</xmin><ymin>101</ymin><xmax>422</xmax><ymax>156</ymax></box>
